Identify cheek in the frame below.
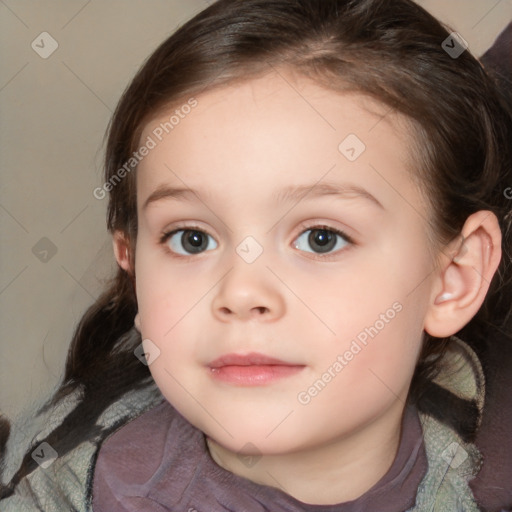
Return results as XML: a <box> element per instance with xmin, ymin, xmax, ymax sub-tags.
<box><xmin>134</xmin><ymin>246</ymin><xmax>211</xmax><ymax>338</ymax></box>
<box><xmin>301</xmin><ymin>306</ymin><xmax>424</xmax><ymax>437</ymax></box>
<box><xmin>352</xmin><ymin>306</ymin><xmax>423</xmax><ymax>386</ymax></box>
<box><xmin>133</xmin><ymin>251</ymin><xmax>208</xmax><ymax>411</ymax></box>
<box><xmin>315</xmin><ymin>256</ymin><xmax>423</xmax><ymax>346</ymax></box>
<box><xmin>309</xmin><ymin>254</ymin><xmax>429</xmax><ymax>407</ymax></box>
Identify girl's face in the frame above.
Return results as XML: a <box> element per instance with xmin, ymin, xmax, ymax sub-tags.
<box><xmin>133</xmin><ymin>70</ymin><xmax>437</xmax><ymax>456</ymax></box>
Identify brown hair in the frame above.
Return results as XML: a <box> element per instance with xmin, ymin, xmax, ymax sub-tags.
<box><xmin>2</xmin><ymin>0</ymin><xmax>511</xmax><ymax>499</ymax></box>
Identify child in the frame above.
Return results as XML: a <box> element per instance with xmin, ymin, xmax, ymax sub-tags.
<box><xmin>1</xmin><ymin>0</ymin><xmax>511</xmax><ymax>510</ymax></box>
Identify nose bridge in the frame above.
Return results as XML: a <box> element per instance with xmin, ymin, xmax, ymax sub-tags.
<box><xmin>211</xmin><ymin>235</ymin><xmax>285</xmax><ymax>321</ymax></box>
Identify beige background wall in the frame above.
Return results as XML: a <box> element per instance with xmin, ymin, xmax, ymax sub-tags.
<box><xmin>1</xmin><ymin>1</ymin><xmax>510</xmax><ymax>429</ymax></box>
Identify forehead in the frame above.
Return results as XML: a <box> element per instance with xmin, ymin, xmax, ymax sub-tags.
<box><xmin>136</xmin><ymin>70</ymin><xmax>422</xmax><ymax>213</ymax></box>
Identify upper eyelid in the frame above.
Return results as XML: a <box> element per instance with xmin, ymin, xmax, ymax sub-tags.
<box><xmin>295</xmin><ymin>221</ymin><xmax>353</xmax><ymax>241</ymax></box>
<box><xmin>163</xmin><ymin>222</ymin><xmax>351</xmax><ymax>236</ymax></box>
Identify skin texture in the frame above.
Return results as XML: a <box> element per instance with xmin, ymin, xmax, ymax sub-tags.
<box><xmin>113</xmin><ymin>70</ymin><xmax>501</xmax><ymax>505</ymax></box>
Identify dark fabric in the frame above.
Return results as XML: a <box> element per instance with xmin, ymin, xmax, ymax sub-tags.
<box><xmin>92</xmin><ymin>401</ymin><xmax>427</xmax><ymax>512</ymax></box>
<box><xmin>469</xmin><ymin>328</ymin><xmax>512</xmax><ymax>511</ymax></box>
<box><xmin>481</xmin><ymin>22</ymin><xmax>512</xmax><ymax>106</ymax></box>
<box><xmin>470</xmin><ymin>23</ymin><xmax>512</xmax><ymax>512</ymax></box>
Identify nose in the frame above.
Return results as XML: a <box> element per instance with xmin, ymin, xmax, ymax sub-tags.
<box><xmin>211</xmin><ymin>263</ymin><xmax>286</xmax><ymax>323</ymax></box>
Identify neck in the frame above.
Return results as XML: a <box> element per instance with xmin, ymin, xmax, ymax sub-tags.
<box><xmin>206</xmin><ymin>399</ymin><xmax>405</xmax><ymax>505</ymax></box>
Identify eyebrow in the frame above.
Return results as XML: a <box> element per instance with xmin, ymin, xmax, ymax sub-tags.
<box><xmin>142</xmin><ymin>181</ymin><xmax>384</xmax><ymax>211</ymax></box>
<box><xmin>274</xmin><ymin>182</ymin><xmax>383</xmax><ymax>209</ymax></box>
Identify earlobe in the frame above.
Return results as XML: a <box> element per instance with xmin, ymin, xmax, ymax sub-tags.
<box><xmin>424</xmin><ymin>211</ymin><xmax>502</xmax><ymax>338</ymax></box>
<box><xmin>134</xmin><ymin>312</ymin><xmax>141</xmax><ymax>332</ymax></box>
<box><xmin>112</xmin><ymin>230</ymin><xmax>133</xmax><ymax>274</ymax></box>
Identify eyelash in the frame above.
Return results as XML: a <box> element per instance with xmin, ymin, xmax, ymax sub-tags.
<box><xmin>159</xmin><ymin>223</ymin><xmax>355</xmax><ymax>260</ymax></box>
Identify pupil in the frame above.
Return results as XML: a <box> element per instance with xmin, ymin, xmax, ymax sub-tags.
<box><xmin>309</xmin><ymin>229</ymin><xmax>335</xmax><ymax>253</ymax></box>
<box><xmin>183</xmin><ymin>230</ymin><xmax>206</xmax><ymax>253</ymax></box>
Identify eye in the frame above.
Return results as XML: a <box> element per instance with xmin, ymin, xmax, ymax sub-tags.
<box><xmin>293</xmin><ymin>225</ymin><xmax>352</xmax><ymax>256</ymax></box>
<box><xmin>160</xmin><ymin>228</ymin><xmax>218</xmax><ymax>256</ymax></box>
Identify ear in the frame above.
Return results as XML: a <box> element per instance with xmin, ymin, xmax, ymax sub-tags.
<box><xmin>424</xmin><ymin>210</ymin><xmax>502</xmax><ymax>338</ymax></box>
<box><xmin>113</xmin><ymin>230</ymin><xmax>140</xmax><ymax>331</ymax></box>
<box><xmin>112</xmin><ymin>230</ymin><xmax>133</xmax><ymax>274</ymax></box>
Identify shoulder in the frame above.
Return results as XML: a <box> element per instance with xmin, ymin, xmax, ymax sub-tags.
<box><xmin>0</xmin><ymin>382</ymin><xmax>165</xmax><ymax>512</ymax></box>
<box><xmin>411</xmin><ymin>336</ymin><xmax>512</xmax><ymax>512</ymax></box>
<box><xmin>93</xmin><ymin>398</ymin><xmax>177</xmax><ymax>474</ymax></box>
<box><xmin>92</xmin><ymin>397</ymin><xmax>205</xmax><ymax>510</ymax></box>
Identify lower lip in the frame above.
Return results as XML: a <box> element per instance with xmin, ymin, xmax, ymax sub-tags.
<box><xmin>208</xmin><ymin>365</ymin><xmax>304</xmax><ymax>385</ymax></box>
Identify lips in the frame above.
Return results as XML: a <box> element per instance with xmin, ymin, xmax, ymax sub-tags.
<box><xmin>208</xmin><ymin>352</ymin><xmax>296</xmax><ymax>368</ymax></box>
<box><xmin>207</xmin><ymin>352</ymin><xmax>305</xmax><ymax>386</ymax></box>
